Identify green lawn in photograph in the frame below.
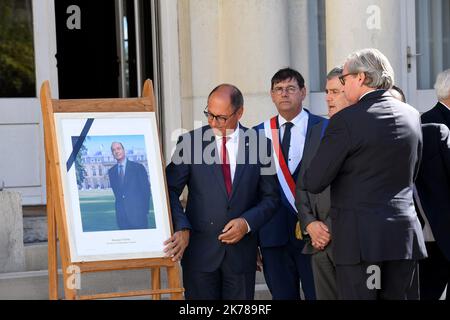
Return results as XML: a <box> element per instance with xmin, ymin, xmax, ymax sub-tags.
<box><xmin>79</xmin><ymin>189</ymin><xmax>156</xmax><ymax>232</ymax></box>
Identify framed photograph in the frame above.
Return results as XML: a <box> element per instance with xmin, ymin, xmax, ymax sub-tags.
<box><xmin>54</xmin><ymin>112</ymin><xmax>172</xmax><ymax>262</ymax></box>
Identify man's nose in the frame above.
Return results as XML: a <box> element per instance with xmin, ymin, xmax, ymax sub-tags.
<box><xmin>209</xmin><ymin>118</ymin><xmax>221</xmax><ymax>128</ymax></box>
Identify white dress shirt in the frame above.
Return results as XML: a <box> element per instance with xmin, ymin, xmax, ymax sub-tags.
<box><xmin>278</xmin><ymin>109</ymin><xmax>309</xmax><ymax>173</ymax></box>
<box><xmin>117</xmin><ymin>158</ymin><xmax>127</xmax><ymax>175</ymax></box>
<box><xmin>215</xmin><ymin>125</ymin><xmax>240</xmax><ymax>183</ymax></box>
<box><xmin>441</xmin><ymin>101</ymin><xmax>450</xmax><ymax>110</ymax></box>
<box><xmin>215</xmin><ymin>125</ymin><xmax>251</xmax><ymax>232</ymax></box>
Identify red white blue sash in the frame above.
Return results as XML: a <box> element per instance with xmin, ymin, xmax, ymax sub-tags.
<box><xmin>264</xmin><ymin>117</ymin><xmax>298</xmax><ymax>213</ymax></box>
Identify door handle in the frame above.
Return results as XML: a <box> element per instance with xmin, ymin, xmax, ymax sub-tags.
<box><xmin>407</xmin><ymin>46</ymin><xmax>422</xmax><ymax>58</ymax></box>
<box><xmin>407</xmin><ymin>46</ymin><xmax>423</xmax><ymax>72</ymax></box>
<box><xmin>407</xmin><ymin>52</ymin><xmax>423</xmax><ymax>58</ymax></box>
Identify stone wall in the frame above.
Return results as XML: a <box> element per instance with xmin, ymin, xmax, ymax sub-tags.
<box><xmin>0</xmin><ymin>191</ymin><xmax>25</xmax><ymax>272</ymax></box>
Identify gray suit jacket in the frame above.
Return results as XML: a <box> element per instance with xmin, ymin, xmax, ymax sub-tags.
<box><xmin>296</xmin><ymin>120</ymin><xmax>331</xmax><ymax>255</ymax></box>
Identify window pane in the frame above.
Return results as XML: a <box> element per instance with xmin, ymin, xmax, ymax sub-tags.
<box><xmin>416</xmin><ymin>0</ymin><xmax>450</xmax><ymax>89</ymax></box>
<box><xmin>0</xmin><ymin>0</ymin><xmax>36</xmax><ymax>98</ymax></box>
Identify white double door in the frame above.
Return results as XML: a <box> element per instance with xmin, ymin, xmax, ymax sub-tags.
<box><xmin>0</xmin><ymin>0</ymin><xmax>161</xmax><ymax>205</ymax></box>
<box><xmin>0</xmin><ymin>1</ymin><xmax>58</xmax><ymax>205</ymax></box>
<box><xmin>403</xmin><ymin>0</ymin><xmax>450</xmax><ymax>112</ymax></box>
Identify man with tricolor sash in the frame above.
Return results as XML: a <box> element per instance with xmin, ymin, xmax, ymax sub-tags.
<box><xmin>255</xmin><ymin>68</ymin><xmax>325</xmax><ymax>300</ymax></box>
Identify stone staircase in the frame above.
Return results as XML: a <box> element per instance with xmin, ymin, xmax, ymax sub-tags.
<box><xmin>0</xmin><ymin>206</ymin><xmax>272</xmax><ymax>300</ymax></box>
<box><xmin>0</xmin><ymin>242</ymin><xmax>271</xmax><ymax>300</ymax></box>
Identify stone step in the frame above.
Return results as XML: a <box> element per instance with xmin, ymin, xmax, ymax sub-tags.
<box><xmin>0</xmin><ymin>242</ymin><xmax>271</xmax><ymax>300</ymax></box>
<box><xmin>19</xmin><ymin>206</ymin><xmax>271</xmax><ymax>299</ymax></box>
<box><xmin>23</xmin><ymin>216</ymin><xmax>48</xmax><ymax>244</ymax></box>
<box><xmin>0</xmin><ymin>269</ymin><xmax>271</xmax><ymax>300</ymax></box>
<box><xmin>24</xmin><ymin>242</ymin><xmax>57</xmax><ymax>271</ymax></box>
<box><xmin>22</xmin><ymin>205</ymin><xmax>47</xmax><ymax>217</ymax></box>
<box><xmin>23</xmin><ymin>242</ymin><xmax>268</xmax><ymax>283</ymax></box>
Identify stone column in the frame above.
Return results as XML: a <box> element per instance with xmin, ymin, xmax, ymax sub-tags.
<box><xmin>159</xmin><ymin>0</ymin><xmax>184</xmax><ymax>163</ymax></box>
<box><xmin>288</xmin><ymin>0</ymin><xmax>315</xmax><ymax>108</ymax></box>
<box><xmin>326</xmin><ymin>0</ymin><xmax>404</xmax><ymax>87</ymax></box>
<box><xmin>219</xmin><ymin>0</ymin><xmax>292</xmax><ymax>125</ymax></box>
<box><xmin>180</xmin><ymin>0</ymin><xmax>293</xmax><ymax>128</ymax></box>
<box><xmin>180</xmin><ymin>0</ymin><xmax>221</xmax><ymax>130</ymax></box>
<box><xmin>0</xmin><ymin>191</ymin><xmax>25</xmax><ymax>273</ymax></box>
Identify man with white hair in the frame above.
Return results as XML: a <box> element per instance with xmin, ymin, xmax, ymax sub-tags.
<box><xmin>417</xmin><ymin>68</ymin><xmax>450</xmax><ymax>300</ymax></box>
<box><xmin>299</xmin><ymin>48</ymin><xmax>427</xmax><ymax>300</ymax></box>
<box><xmin>422</xmin><ymin>69</ymin><xmax>450</xmax><ymax>126</ymax></box>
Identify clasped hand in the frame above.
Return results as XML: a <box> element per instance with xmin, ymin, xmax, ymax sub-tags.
<box><xmin>218</xmin><ymin>218</ymin><xmax>248</xmax><ymax>244</ymax></box>
<box><xmin>306</xmin><ymin>221</ymin><xmax>331</xmax><ymax>251</ymax></box>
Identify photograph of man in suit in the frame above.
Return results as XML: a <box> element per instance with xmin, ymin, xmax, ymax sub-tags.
<box><xmin>299</xmin><ymin>48</ymin><xmax>427</xmax><ymax>300</ymax></box>
<box><xmin>108</xmin><ymin>141</ymin><xmax>151</xmax><ymax>230</ymax></box>
<box><xmin>416</xmin><ymin>69</ymin><xmax>450</xmax><ymax>300</ymax></box>
<box><xmin>255</xmin><ymin>68</ymin><xmax>319</xmax><ymax>300</ymax></box>
<box><xmin>163</xmin><ymin>84</ymin><xmax>279</xmax><ymax>300</ymax></box>
<box><xmin>296</xmin><ymin>66</ymin><xmax>349</xmax><ymax>300</ymax></box>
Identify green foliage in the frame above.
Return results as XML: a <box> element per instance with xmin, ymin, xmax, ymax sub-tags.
<box><xmin>75</xmin><ymin>144</ymin><xmax>88</xmax><ymax>188</ymax></box>
<box><xmin>0</xmin><ymin>0</ymin><xmax>36</xmax><ymax>97</ymax></box>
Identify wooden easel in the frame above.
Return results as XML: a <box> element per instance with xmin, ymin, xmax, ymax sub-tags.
<box><xmin>40</xmin><ymin>80</ymin><xmax>184</xmax><ymax>300</ymax></box>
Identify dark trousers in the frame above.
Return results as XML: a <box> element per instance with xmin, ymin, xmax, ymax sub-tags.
<box><xmin>336</xmin><ymin>260</ymin><xmax>418</xmax><ymax>300</ymax></box>
<box><xmin>311</xmin><ymin>249</ymin><xmax>338</xmax><ymax>300</ymax></box>
<box><xmin>182</xmin><ymin>252</ymin><xmax>256</xmax><ymax>300</ymax></box>
<box><xmin>261</xmin><ymin>243</ymin><xmax>316</xmax><ymax>300</ymax></box>
<box><xmin>420</xmin><ymin>242</ymin><xmax>450</xmax><ymax>300</ymax></box>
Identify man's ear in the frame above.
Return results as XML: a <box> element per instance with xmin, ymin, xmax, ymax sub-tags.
<box><xmin>300</xmin><ymin>87</ymin><xmax>307</xmax><ymax>100</ymax></box>
<box><xmin>358</xmin><ymin>72</ymin><xmax>366</xmax><ymax>86</ymax></box>
<box><xmin>237</xmin><ymin>106</ymin><xmax>244</xmax><ymax>120</ymax></box>
<box><xmin>270</xmin><ymin>89</ymin><xmax>276</xmax><ymax>103</ymax></box>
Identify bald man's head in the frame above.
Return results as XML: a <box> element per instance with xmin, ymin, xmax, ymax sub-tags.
<box><xmin>206</xmin><ymin>84</ymin><xmax>244</xmax><ymax>136</ymax></box>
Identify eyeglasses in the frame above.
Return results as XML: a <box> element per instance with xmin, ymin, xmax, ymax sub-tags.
<box><xmin>271</xmin><ymin>86</ymin><xmax>300</xmax><ymax>95</ymax></box>
<box><xmin>203</xmin><ymin>106</ymin><xmax>240</xmax><ymax>125</ymax></box>
<box><xmin>325</xmin><ymin>89</ymin><xmax>344</xmax><ymax>95</ymax></box>
<box><xmin>338</xmin><ymin>73</ymin><xmax>358</xmax><ymax>85</ymax></box>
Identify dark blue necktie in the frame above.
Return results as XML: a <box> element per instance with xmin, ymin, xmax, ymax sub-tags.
<box><xmin>281</xmin><ymin>122</ymin><xmax>293</xmax><ymax>163</ymax></box>
<box><xmin>119</xmin><ymin>164</ymin><xmax>124</xmax><ymax>184</ymax></box>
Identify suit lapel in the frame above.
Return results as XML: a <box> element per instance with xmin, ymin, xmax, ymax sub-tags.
<box><xmin>110</xmin><ymin>164</ymin><xmax>119</xmax><ymax>186</ymax></box>
<box><xmin>438</xmin><ymin>102</ymin><xmax>450</xmax><ymax>127</ymax></box>
<box><xmin>123</xmin><ymin>160</ymin><xmax>130</xmax><ymax>186</ymax></box>
<box><xmin>302</xmin><ymin>115</ymin><xmax>315</xmax><ymax>161</ymax></box>
<box><xmin>230</xmin><ymin>127</ymin><xmax>248</xmax><ymax>201</ymax></box>
<box><xmin>302</xmin><ymin>122</ymin><xmax>323</xmax><ymax>168</ymax></box>
<box><xmin>292</xmin><ymin>111</ymin><xmax>321</xmax><ymax>174</ymax></box>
